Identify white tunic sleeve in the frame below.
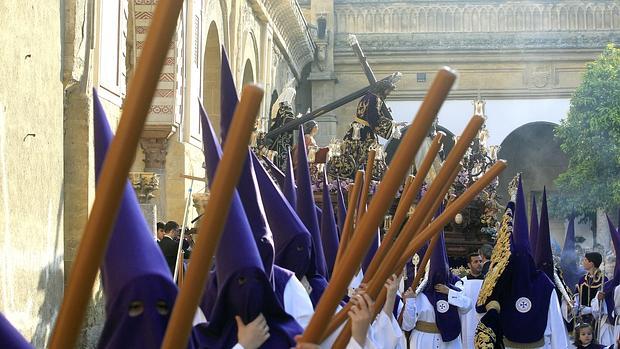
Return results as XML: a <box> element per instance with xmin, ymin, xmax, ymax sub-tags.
<box><xmin>369</xmin><ymin>311</ymin><xmax>406</xmax><ymax>349</ymax></box>
<box><xmin>561</xmin><ymin>298</ymin><xmax>573</xmax><ymax>323</ymax></box>
<box><xmin>546</xmin><ymin>290</ymin><xmax>570</xmax><ymax>349</ymax></box>
<box><xmin>231</xmin><ymin>344</ymin><xmax>243</xmax><ymax>349</ymax></box>
<box><xmin>447</xmin><ymin>288</ymin><xmax>473</xmax><ymax>314</ymax></box>
<box><xmin>401</xmin><ymin>298</ymin><xmax>418</xmax><ymax>332</ymax></box>
<box><xmin>591</xmin><ymin>292</ymin><xmax>608</xmax><ymax>317</ymax></box>
<box><xmin>284</xmin><ymin>276</ymin><xmax>314</xmax><ymax>329</ymax></box>
<box><xmin>320</xmin><ymin>307</ymin><xmax>379</xmax><ymax>349</ymax></box>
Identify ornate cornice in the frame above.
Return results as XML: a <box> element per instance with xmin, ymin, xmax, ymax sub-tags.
<box><xmin>334</xmin><ymin>31</ymin><xmax>619</xmax><ymax>53</ymax></box>
<box><xmin>334</xmin><ymin>1</ymin><xmax>620</xmax><ymax>34</ymax></box>
<box><xmin>335</xmin><ymin>0</ymin><xmax>615</xmax><ymax>4</ymax></box>
<box><xmin>254</xmin><ymin>0</ymin><xmax>315</xmax><ymax>77</ymax></box>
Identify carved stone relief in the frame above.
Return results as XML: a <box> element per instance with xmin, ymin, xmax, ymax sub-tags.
<box><xmin>525</xmin><ymin>64</ymin><xmax>557</xmax><ymax>89</ymax></box>
<box><xmin>129</xmin><ymin>172</ymin><xmax>160</xmax><ymax>204</ymax></box>
<box><xmin>334</xmin><ymin>2</ymin><xmax>620</xmax><ymax>34</ymax></box>
<box><xmin>141</xmin><ymin>137</ymin><xmax>169</xmax><ymax>170</ymax></box>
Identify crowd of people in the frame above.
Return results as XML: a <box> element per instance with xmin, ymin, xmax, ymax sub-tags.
<box><xmin>3</xmin><ymin>51</ymin><xmax>620</xmax><ymax>349</ymax></box>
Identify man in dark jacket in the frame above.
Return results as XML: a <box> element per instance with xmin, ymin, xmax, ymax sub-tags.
<box><xmin>158</xmin><ymin>221</ymin><xmax>182</xmax><ymax>275</ymax></box>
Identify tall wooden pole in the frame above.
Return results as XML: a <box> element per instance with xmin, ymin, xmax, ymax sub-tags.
<box><xmin>299</xmin><ymin>68</ymin><xmax>457</xmax><ymax>344</ymax></box>
<box><xmin>161</xmin><ymin>86</ymin><xmax>264</xmax><ymax>348</ymax></box>
<box><xmin>48</xmin><ymin>2</ymin><xmax>186</xmax><ymax>348</ymax></box>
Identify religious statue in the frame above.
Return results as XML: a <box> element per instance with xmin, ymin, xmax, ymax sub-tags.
<box><xmin>327</xmin><ymin>79</ymin><xmax>395</xmax><ymax>180</ymax></box>
<box><xmin>265</xmin><ymin>79</ymin><xmax>297</xmax><ymax>168</ymax></box>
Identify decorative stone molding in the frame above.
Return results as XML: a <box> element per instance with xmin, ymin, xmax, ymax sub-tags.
<box><xmin>192</xmin><ymin>192</ymin><xmax>210</xmax><ymax>216</ymax></box>
<box><xmin>140</xmin><ymin>137</ymin><xmax>169</xmax><ymax>170</ymax></box>
<box><xmin>334</xmin><ymin>31</ymin><xmax>619</xmax><ymax>53</ymax></box>
<box><xmin>259</xmin><ymin>0</ymin><xmax>315</xmax><ymax>77</ymax></box>
<box><xmin>133</xmin><ymin>0</ymin><xmax>182</xmax><ymax>129</ymax></box>
<box><xmin>525</xmin><ymin>64</ymin><xmax>557</xmax><ymax>89</ymax></box>
<box><xmin>129</xmin><ymin>172</ymin><xmax>160</xmax><ymax>204</ymax></box>
<box><xmin>334</xmin><ymin>1</ymin><xmax>620</xmax><ymax>34</ymax></box>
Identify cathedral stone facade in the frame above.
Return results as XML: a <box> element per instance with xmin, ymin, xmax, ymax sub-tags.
<box><xmin>303</xmin><ymin>0</ymin><xmax>619</xmax><ymax>253</ymax></box>
<box><xmin>0</xmin><ymin>0</ymin><xmax>618</xmax><ymax>347</ymax></box>
<box><xmin>304</xmin><ymin>0</ymin><xmax>620</xmax><ymax>144</ymax></box>
<box><xmin>1</xmin><ymin>0</ymin><xmax>313</xmax><ymax>346</ymax></box>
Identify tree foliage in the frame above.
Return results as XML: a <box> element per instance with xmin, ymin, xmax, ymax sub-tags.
<box><xmin>552</xmin><ymin>44</ymin><xmax>620</xmax><ymax>218</ymax></box>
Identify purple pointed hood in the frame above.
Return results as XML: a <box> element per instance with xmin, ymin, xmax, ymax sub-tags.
<box><xmin>512</xmin><ymin>177</ymin><xmax>532</xmax><ymax>256</ymax></box>
<box><xmin>560</xmin><ymin>216</ymin><xmax>580</xmax><ymax>289</ymax></box>
<box><xmin>295</xmin><ymin>125</ymin><xmax>328</xmax><ymax>278</ymax></box>
<box><xmin>212</xmin><ymin>56</ymin><xmax>276</xmax><ymax>279</ymax></box>
<box><xmin>215</xmin><ymin>55</ymin><xmax>275</xmax><ymax>279</ymax></box>
<box><xmin>499</xmin><ymin>176</ymin><xmax>554</xmax><ymax>344</ymax></box>
<box><xmin>236</xmin><ymin>153</ymin><xmax>275</xmax><ymax>280</ymax></box>
<box><xmin>320</xmin><ymin>168</ymin><xmax>340</xmax><ymax>279</ymax></box>
<box><xmin>534</xmin><ymin>188</ymin><xmax>553</xmax><ymax>279</ymax></box>
<box><xmin>198</xmin><ymin>104</ymin><xmax>302</xmax><ymax>348</ymax></box>
<box><xmin>0</xmin><ymin>313</ymin><xmax>32</xmax><ymax>349</ymax></box>
<box><xmin>261</xmin><ymin>155</ymin><xmax>286</xmax><ymax>188</ymax></box>
<box><xmin>251</xmin><ymin>152</ymin><xmax>312</xmax><ymax>279</ymax></box>
<box><xmin>93</xmin><ymin>90</ymin><xmax>182</xmax><ymax>349</ymax></box>
<box><xmin>529</xmin><ymin>194</ymin><xmax>539</xmax><ymax>258</ymax></box>
<box><xmin>283</xmin><ymin>148</ymin><xmax>297</xmax><ymax>207</ymax></box>
<box><xmin>336</xmin><ymin>177</ymin><xmax>347</xmax><ymax>233</ymax></box>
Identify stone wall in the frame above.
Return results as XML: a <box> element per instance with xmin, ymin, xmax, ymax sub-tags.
<box><xmin>0</xmin><ymin>1</ymin><xmax>65</xmax><ymax>346</ymax></box>
<box><xmin>0</xmin><ymin>0</ymin><xmax>314</xmax><ymax>347</ymax></box>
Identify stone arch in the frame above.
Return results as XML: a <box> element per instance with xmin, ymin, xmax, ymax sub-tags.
<box><xmin>419</xmin><ymin>7</ymin><xmax>427</xmax><ymax>32</ymax></box>
<box><xmin>525</xmin><ymin>7</ymin><xmax>532</xmax><ymax>30</ymax></box>
<box><xmin>242</xmin><ymin>59</ymin><xmax>254</xmax><ymax>86</ymax></box>
<box><xmin>383</xmin><ymin>9</ymin><xmax>390</xmax><ymax>32</ymax></box>
<box><xmin>202</xmin><ymin>21</ymin><xmax>222</xmax><ymax>135</ymax></box>
<box><xmin>428</xmin><ymin>7</ymin><xmax>437</xmax><ymax>32</ymax></box>
<box><xmin>489</xmin><ymin>7</ymin><xmax>498</xmax><ymax>32</ymax></box>
<box><xmin>454</xmin><ymin>7</ymin><xmax>463</xmax><ymax>31</ymax></box>
<box><xmin>612</xmin><ymin>4</ymin><xmax>620</xmax><ymax>29</ymax></box>
<box><xmin>586</xmin><ymin>5</ymin><xmax>595</xmax><ymax>29</ymax></box>
<box><xmin>498</xmin><ymin>7</ymin><xmax>506</xmax><ymax>31</ymax></box>
<box><xmin>463</xmin><ymin>6</ymin><xmax>472</xmax><ymax>31</ymax></box>
<box><xmin>411</xmin><ymin>9</ymin><xmax>418</xmax><ymax>32</ymax></box>
<box><xmin>533</xmin><ymin>7</ymin><xmax>542</xmax><ymax>31</ymax></box>
<box><xmin>577</xmin><ymin>7</ymin><xmax>586</xmax><ymax>30</ymax></box>
<box><xmin>497</xmin><ymin>121</ymin><xmax>568</xmax><ymax>204</ymax></box>
<box><xmin>560</xmin><ymin>6</ymin><xmax>569</xmax><ymax>30</ymax></box>
<box><xmin>506</xmin><ymin>6</ymin><xmax>515</xmax><ymax>31</ymax></box>
<box><xmin>480</xmin><ymin>7</ymin><xmax>489</xmax><ymax>32</ymax></box>
<box><xmin>388</xmin><ymin>9</ymin><xmax>396</xmax><ymax>32</ymax></box>
<box><xmin>445</xmin><ymin>9</ymin><xmax>454</xmax><ymax>32</ymax></box>
<box><xmin>241</xmin><ymin>30</ymin><xmax>258</xmax><ymax>86</ymax></box>
<box><xmin>594</xmin><ymin>5</ymin><xmax>609</xmax><ymax>29</ymax></box>
<box><xmin>203</xmin><ymin>0</ymin><xmax>229</xmax><ymax>53</ymax></box>
<box><xmin>515</xmin><ymin>7</ymin><xmax>524</xmax><ymax>31</ymax></box>
<box><xmin>550</xmin><ymin>4</ymin><xmax>560</xmax><ymax>30</ymax></box>
<box><xmin>357</xmin><ymin>13</ymin><xmax>364</xmax><ymax>32</ymax></box>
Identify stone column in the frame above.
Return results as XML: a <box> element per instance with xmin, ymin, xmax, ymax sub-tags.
<box><xmin>141</xmin><ymin>136</ymin><xmax>169</xmax><ymax>220</ymax></box>
<box><xmin>129</xmin><ymin>172</ymin><xmax>160</xmax><ymax>239</ymax></box>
